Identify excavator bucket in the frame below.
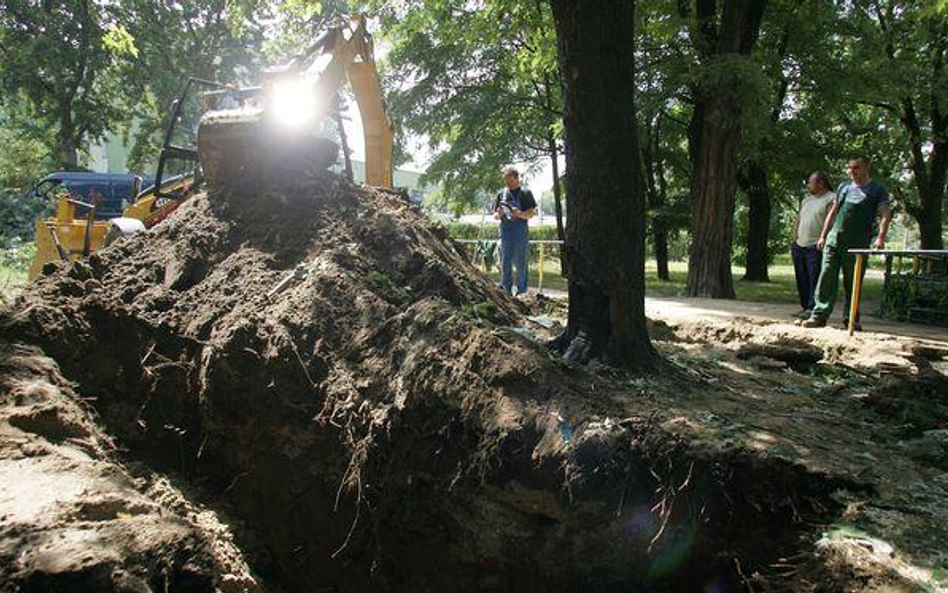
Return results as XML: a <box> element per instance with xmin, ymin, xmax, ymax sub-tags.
<box><xmin>196</xmin><ymin>14</ymin><xmax>392</xmax><ymax>192</ymax></box>
<box><xmin>198</xmin><ymin>107</ymin><xmax>339</xmax><ymax>192</ymax></box>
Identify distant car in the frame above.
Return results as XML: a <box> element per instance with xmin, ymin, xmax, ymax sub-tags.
<box><xmin>27</xmin><ymin>172</ymin><xmax>154</xmax><ymax>220</ymax></box>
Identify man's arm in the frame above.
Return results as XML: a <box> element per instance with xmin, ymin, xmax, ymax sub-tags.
<box><xmin>873</xmin><ymin>203</ymin><xmax>892</xmax><ymax>249</ymax></box>
<box><xmin>816</xmin><ymin>201</ymin><xmax>839</xmax><ymax>250</ymax></box>
<box><xmin>512</xmin><ymin>190</ymin><xmax>536</xmax><ymax>220</ymax></box>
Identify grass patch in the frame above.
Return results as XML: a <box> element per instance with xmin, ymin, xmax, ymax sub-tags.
<box><xmin>0</xmin><ymin>241</ymin><xmax>34</xmax><ymax>302</ymax></box>
<box><xmin>480</xmin><ymin>255</ymin><xmax>885</xmax><ymax>305</ymax></box>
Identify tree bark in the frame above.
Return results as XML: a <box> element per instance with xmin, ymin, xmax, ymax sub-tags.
<box><xmin>739</xmin><ymin>27</ymin><xmax>791</xmax><ymax>282</ymax></box>
<box><xmin>642</xmin><ymin>113</ymin><xmax>670</xmax><ymax>281</ymax></box>
<box><xmin>57</xmin><ymin>106</ymin><xmax>79</xmax><ymax>170</ymax></box>
<box><xmin>900</xmin><ymin>101</ymin><xmax>947</xmax><ymax>250</ymax></box>
<box><xmin>685</xmin><ymin>0</ymin><xmax>767</xmax><ymax>298</ymax></box>
<box><xmin>549</xmin><ymin>0</ymin><xmax>654</xmax><ymax>367</ymax></box>
<box><xmin>548</xmin><ymin>130</ymin><xmax>565</xmax><ymax>243</ymax></box>
<box><xmin>541</xmin><ymin>71</ymin><xmax>567</xmax><ymax>246</ymax></box>
<box><xmin>738</xmin><ymin>162</ymin><xmax>771</xmax><ymax>281</ymax></box>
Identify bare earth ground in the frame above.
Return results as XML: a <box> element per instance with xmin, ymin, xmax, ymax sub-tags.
<box><xmin>0</xmin><ymin>342</ymin><xmax>261</xmax><ymax>590</ymax></box>
<box><xmin>1</xmin><ymin>173</ymin><xmax>946</xmax><ymax>591</ymax></box>
<box><xmin>529</xmin><ymin>293</ymin><xmax>948</xmax><ymax>590</ymax></box>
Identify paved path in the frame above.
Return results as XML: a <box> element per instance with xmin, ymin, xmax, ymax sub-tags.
<box><xmin>536</xmin><ymin>289</ymin><xmax>948</xmax><ymax>345</ymax></box>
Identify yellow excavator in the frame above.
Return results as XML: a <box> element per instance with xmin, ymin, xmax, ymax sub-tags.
<box><xmin>29</xmin><ymin>14</ymin><xmax>394</xmax><ymax>279</ymax></box>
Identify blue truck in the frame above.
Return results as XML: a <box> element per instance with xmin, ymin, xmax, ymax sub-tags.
<box><xmin>28</xmin><ymin>172</ymin><xmax>155</xmax><ymax>220</ymax></box>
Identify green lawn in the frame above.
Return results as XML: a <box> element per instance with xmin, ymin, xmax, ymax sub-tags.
<box><xmin>485</xmin><ymin>255</ymin><xmax>885</xmax><ymax>304</ymax></box>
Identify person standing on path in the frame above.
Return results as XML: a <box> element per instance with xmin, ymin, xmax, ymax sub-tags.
<box><xmin>494</xmin><ymin>166</ymin><xmax>536</xmax><ymax>296</ymax></box>
<box><xmin>802</xmin><ymin>157</ymin><xmax>892</xmax><ymax>330</ymax></box>
<box><xmin>790</xmin><ymin>171</ymin><xmax>836</xmax><ymax>318</ymax></box>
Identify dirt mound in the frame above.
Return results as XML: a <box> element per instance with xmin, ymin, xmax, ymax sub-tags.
<box><xmin>1</xmin><ymin>172</ymin><xmax>905</xmax><ymax>590</ymax></box>
<box><xmin>0</xmin><ymin>341</ymin><xmax>259</xmax><ymax>591</ymax></box>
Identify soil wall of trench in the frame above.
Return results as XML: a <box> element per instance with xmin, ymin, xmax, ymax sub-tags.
<box><xmin>2</xmin><ymin>173</ymin><xmax>852</xmax><ymax>591</ymax></box>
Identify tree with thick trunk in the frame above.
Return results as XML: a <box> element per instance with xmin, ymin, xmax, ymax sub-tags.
<box><xmin>873</xmin><ymin>6</ymin><xmax>947</xmax><ymax>250</ymax></box>
<box><xmin>684</xmin><ymin>0</ymin><xmax>767</xmax><ymax>298</ymax></box>
<box><xmin>548</xmin><ymin>0</ymin><xmax>654</xmax><ymax>367</ymax></box>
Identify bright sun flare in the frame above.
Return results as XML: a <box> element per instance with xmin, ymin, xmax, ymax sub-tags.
<box><xmin>269</xmin><ymin>79</ymin><xmax>318</xmax><ymax>129</ymax></box>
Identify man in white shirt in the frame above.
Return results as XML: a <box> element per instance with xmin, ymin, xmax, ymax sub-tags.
<box><xmin>791</xmin><ymin>171</ymin><xmax>835</xmax><ymax>318</ymax></box>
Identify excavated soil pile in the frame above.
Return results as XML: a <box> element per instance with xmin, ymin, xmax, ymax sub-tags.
<box><xmin>3</xmin><ymin>173</ymin><xmax>858</xmax><ymax>591</ymax></box>
<box><xmin>0</xmin><ymin>341</ymin><xmax>259</xmax><ymax>591</ymax></box>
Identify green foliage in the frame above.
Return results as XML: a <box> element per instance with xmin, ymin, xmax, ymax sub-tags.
<box><xmin>0</xmin><ymin>240</ymin><xmax>35</xmax><ymax>300</ymax></box>
<box><xmin>101</xmin><ymin>25</ymin><xmax>139</xmax><ymax>58</ymax></box>
<box><xmin>0</xmin><ymin>111</ymin><xmax>54</xmax><ymax>245</ymax></box>
<box><xmin>371</xmin><ymin>0</ymin><xmax>562</xmax><ymax>210</ymax></box>
<box><xmin>0</xmin><ymin>239</ymin><xmax>35</xmax><ymax>272</ymax></box>
<box><xmin>824</xmin><ymin>1</ymin><xmax>948</xmax><ymax>243</ymax></box>
<box><xmin>443</xmin><ymin>221</ymin><xmax>560</xmax><ymax>242</ymax></box>
<box><xmin>0</xmin><ymin>188</ymin><xmax>49</xmax><ymax>247</ymax></box>
<box><xmin>0</xmin><ymin>0</ymin><xmax>143</xmax><ymax>167</ymax></box>
<box><xmin>119</xmin><ymin>0</ymin><xmax>268</xmax><ymax>172</ymax></box>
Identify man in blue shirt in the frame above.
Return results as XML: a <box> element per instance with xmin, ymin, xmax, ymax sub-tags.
<box><xmin>494</xmin><ymin>167</ymin><xmax>536</xmax><ymax>296</ymax></box>
<box><xmin>803</xmin><ymin>157</ymin><xmax>892</xmax><ymax>329</ymax></box>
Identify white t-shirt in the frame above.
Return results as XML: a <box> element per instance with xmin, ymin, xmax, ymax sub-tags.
<box><xmin>796</xmin><ymin>192</ymin><xmax>835</xmax><ymax>247</ymax></box>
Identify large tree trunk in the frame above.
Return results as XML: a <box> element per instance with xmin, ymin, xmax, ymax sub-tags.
<box><xmin>549</xmin><ymin>0</ymin><xmax>653</xmax><ymax>367</ymax></box>
<box><xmin>685</xmin><ymin>0</ymin><xmax>767</xmax><ymax>298</ymax></box>
<box><xmin>739</xmin><ymin>161</ymin><xmax>771</xmax><ymax>281</ymax></box>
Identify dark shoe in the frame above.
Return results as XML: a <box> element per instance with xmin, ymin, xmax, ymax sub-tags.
<box><xmin>792</xmin><ymin>308</ymin><xmax>812</xmax><ymax>319</ymax></box>
<box><xmin>802</xmin><ymin>316</ymin><xmax>827</xmax><ymax>328</ymax></box>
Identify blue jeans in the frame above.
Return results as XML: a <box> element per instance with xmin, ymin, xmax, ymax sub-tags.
<box><xmin>500</xmin><ymin>234</ymin><xmax>529</xmax><ymax>295</ymax></box>
<box><xmin>791</xmin><ymin>242</ymin><xmax>821</xmax><ymax>310</ymax></box>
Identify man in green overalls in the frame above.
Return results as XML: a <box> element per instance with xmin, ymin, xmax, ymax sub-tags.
<box><xmin>802</xmin><ymin>157</ymin><xmax>892</xmax><ymax>330</ymax></box>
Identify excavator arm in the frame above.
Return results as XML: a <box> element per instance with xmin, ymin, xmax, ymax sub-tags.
<box><xmin>197</xmin><ymin>14</ymin><xmax>394</xmax><ymax>189</ymax></box>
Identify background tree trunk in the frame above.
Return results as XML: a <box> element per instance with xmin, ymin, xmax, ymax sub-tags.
<box><xmin>685</xmin><ymin>0</ymin><xmax>767</xmax><ymax>298</ymax></box>
<box><xmin>739</xmin><ymin>162</ymin><xmax>771</xmax><ymax>281</ymax></box>
<box><xmin>642</xmin><ymin>114</ymin><xmax>670</xmax><ymax>281</ymax></box>
<box><xmin>57</xmin><ymin>108</ymin><xmax>79</xmax><ymax>170</ymax></box>
<box><xmin>901</xmin><ymin>108</ymin><xmax>946</xmax><ymax>250</ymax></box>
<box><xmin>549</xmin><ymin>0</ymin><xmax>653</xmax><ymax>367</ymax></box>
<box><xmin>920</xmin><ymin>141</ymin><xmax>946</xmax><ymax>249</ymax></box>
<box><xmin>877</xmin><ymin>7</ymin><xmax>946</xmax><ymax>249</ymax></box>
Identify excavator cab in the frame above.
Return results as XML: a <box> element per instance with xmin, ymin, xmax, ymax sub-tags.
<box><xmin>197</xmin><ymin>14</ymin><xmax>394</xmax><ymax>190</ymax></box>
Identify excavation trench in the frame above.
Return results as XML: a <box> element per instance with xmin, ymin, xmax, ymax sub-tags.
<box><xmin>3</xmin><ymin>174</ymin><xmax>852</xmax><ymax>590</ymax></box>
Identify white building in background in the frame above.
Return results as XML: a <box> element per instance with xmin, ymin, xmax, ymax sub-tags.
<box><xmin>87</xmin><ymin>131</ymin><xmax>134</xmax><ymax>174</ymax></box>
